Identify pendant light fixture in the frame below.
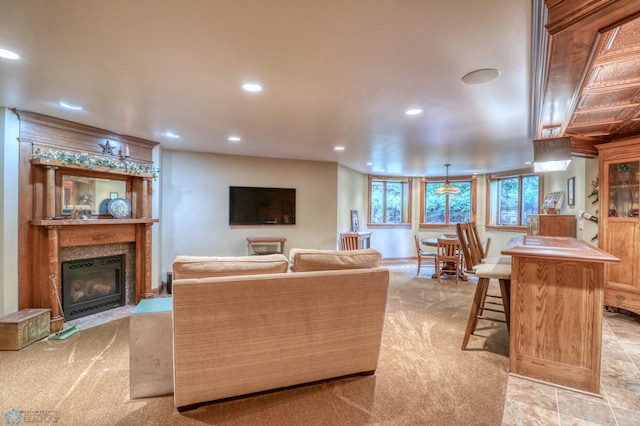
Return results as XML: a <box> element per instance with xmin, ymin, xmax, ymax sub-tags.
<box><xmin>434</xmin><ymin>163</ymin><xmax>460</xmax><ymax>195</ymax></box>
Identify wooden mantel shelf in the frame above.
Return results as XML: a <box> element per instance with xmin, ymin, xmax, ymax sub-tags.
<box><xmin>31</xmin><ymin>157</ymin><xmax>157</xmax><ymax>179</ymax></box>
<box><xmin>30</xmin><ymin>218</ymin><xmax>159</xmax><ymax>226</ymax></box>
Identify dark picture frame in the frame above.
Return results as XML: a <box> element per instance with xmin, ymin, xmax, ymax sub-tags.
<box><xmin>567</xmin><ymin>177</ymin><xmax>575</xmax><ymax>207</ymax></box>
<box><xmin>350</xmin><ymin>210</ymin><xmax>359</xmax><ymax>232</ymax></box>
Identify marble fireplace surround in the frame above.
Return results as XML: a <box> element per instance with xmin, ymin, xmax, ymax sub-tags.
<box><xmin>61</xmin><ymin>242</ymin><xmax>136</xmax><ymax>307</ymax></box>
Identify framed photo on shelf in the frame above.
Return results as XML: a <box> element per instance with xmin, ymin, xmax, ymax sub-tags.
<box><xmin>542</xmin><ymin>191</ymin><xmax>564</xmax><ymax>213</ymax></box>
<box><xmin>350</xmin><ymin>210</ymin><xmax>359</xmax><ymax>232</ymax></box>
<box><xmin>567</xmin><ymin>177</ymin><xmax>575</xmax><ymax>207</ymax></box>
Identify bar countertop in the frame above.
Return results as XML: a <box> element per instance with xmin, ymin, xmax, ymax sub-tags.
<box><xmin>501</xmin><ymin>235</ymin><xmax>619</xmax><ymax>264</ymax></box>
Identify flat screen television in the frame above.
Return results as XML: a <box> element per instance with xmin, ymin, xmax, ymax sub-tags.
<box><xmin>229</xmin><ymin>186</ymin><xmax>296</xmax><ymax>225</ymax></box>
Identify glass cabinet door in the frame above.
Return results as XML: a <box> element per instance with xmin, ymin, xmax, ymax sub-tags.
<box><xmin>608</xmin><ymin>161</ymin><xmax>640</xmax><ymax>217</ymax></box>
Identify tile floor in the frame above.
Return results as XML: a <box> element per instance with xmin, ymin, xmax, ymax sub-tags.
<box><xmin>63</xmin><ymin>284</ymin><xmax>640</xmax><ymax>426</ymax></box>
<box><xmin>502</xmin><ymin>311</ymin><xmax>640</xmax><ymax>425</ymax></box>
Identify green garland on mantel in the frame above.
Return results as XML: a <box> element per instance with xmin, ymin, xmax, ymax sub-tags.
<box><xmin>32</xmin><ymin>149</ymin><xmax>159</xmax><ymax>177</ymax></box>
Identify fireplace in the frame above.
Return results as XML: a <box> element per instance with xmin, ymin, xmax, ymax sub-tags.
<box><xmin>17</xmin><ymin>110</ymin><xmax>159</xmax><ymax>333</ymax></box>
<box><xmin>62</xmin><ymin>255</ymin><xmax>125</xmax><ymax>320</ymax></box>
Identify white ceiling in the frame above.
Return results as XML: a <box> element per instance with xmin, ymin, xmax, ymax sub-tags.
<box><xmin>0</xmin><ymin>0</ymin><xmax>532</xmax><ymax>177</ymax></box>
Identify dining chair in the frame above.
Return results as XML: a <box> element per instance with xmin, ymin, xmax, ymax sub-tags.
<box><xmin>414</xmin><ymin>234</ymin><xmax>436</xmax><ymax>276</ymax></box>
<box><xmin>340</xmin><ymin>232</ymin><xmax>360</xmax><ymax>250</ymax></box>
<box><xmin>455</xmin><ymin>222</ymin><xmax>510</xmax><ymax>350</ymax></box>
<box><xmin>455</xmin><ymin>222</ymin><xmax>484</xmax><ymax>273</ymax></box>
<box><xmin>469</xmin><ymin>221</ymin><xmax>491</xmax><ymax>259</ymax></box>
<box><xmin>435</xmin><ymin>238</ymin><xmax>462</xmax><ymax>284</ymax></box>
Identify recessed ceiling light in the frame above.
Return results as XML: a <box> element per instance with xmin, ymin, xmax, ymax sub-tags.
<box><xmin>405</xmin><ymin>108</ymin><xmax>423</xmax><ymax>116</ymax></box>
<box><xmin>58</xmin><ymin>101</ymin><xmax>83</xmax><ymax>111</ymax></box>
<box><xmin>334</xmin><ymin>146</ymin><xmax>345</xmax><ymax>151</ymax></box>
<box><xmin>366</xmin><ymin>162</ymin><xmax>373</xmax><ymax>166</ymax></box>
<box><xmin>164</xmin><ymin>131</ymin><xmax>180</xmax><ymax>138</ymax></box>
<box><xmin>0</xmin><ymin>48</ymin><xmax>20</xmax><ymax>60</ymax></box>
<box><xmin>461</xmin><ymin>68</ymin><xmax>500</xmax><ymax>85</ymax></box>
<box><xmin>242</xmin><ymin>82</ymin><xmax>263</xmax><ymax>93</ymax></box>
<box><xmin>227</xmin><ymin>135</ymin><xmax>242</xmax><ymax>142</ymax></box>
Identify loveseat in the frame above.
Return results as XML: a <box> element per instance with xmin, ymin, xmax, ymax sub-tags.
<box><xmin>171</xmin><ymin>248</ymin><xmax>389</xmax><ymax>411</ymax></box>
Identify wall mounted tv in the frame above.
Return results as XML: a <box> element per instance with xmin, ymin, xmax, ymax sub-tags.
<box><xmin>229</xmin><ymin>186</ymin><xmax>296</xmax><ymax>225</ymax></box>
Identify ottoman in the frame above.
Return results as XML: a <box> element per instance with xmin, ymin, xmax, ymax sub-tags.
<box><xmin>129</xmin><ymin>297</ymin><xmax>173</xmax><ymax>399</ymax></box>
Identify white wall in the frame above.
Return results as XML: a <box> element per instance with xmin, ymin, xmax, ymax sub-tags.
<box><xmin>151</xmin><ymin>145</ymin><xmax>161</xmax><ymax>289</ymax></box>
<box><xmin>159</xmin><ymin>151</ymin><xmax>338</xmax><ymax>278</ymax></box>
<box><xmin>336</xmin><ymin>165</ymin><xmax>368</xmax><ymax>248</ymax></box>
<box><xmin>541</xmin><ymin>157</ymin><xmax>599</xmax><ymax>244</ymax></box>
<box><xmin>0</xmin><ymin>108</ymin><xmax>19</xmax><ymax>317</ymax></box>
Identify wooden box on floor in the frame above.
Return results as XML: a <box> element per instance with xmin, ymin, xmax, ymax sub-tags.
<box><xmin>0</xmin><ymin>308</ymin><xmax>51</xmax><ymax>350</ymax></box>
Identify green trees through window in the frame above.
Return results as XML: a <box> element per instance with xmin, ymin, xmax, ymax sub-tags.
<box><xmin>424</xmin><ymin>181</ymin><xmax>472</xmax><ymax>224</ymax></box>
<box><xmin>490</xmin><ymin>173</ymin><xmax>539</xmax><ymax>226</ymax></box>
<box><xmin>368</xmin><ymin>171</ymin><xmax>539</xmax><ymax>229</ymax></box>
<box><xmin>369</xmin><ymin>177</ymin><xmax>412</xmax><ymax>225</ymax></box>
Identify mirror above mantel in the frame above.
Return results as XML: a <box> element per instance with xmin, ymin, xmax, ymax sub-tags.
<box><xmin>62</xmin><ymin>175</ymin><xmax>127</xmax><ymax>216</ymax></box>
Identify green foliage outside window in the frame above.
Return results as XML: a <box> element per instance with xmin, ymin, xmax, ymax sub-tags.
<box><xmin>521</xmin><ymin>175</ymin><xmax>539</xmax><ymax>223</ymax></box>
<box><xmin>371</xmin><ymin>180</ymin><xmax>384</xmax><ymax>223</ymax></box>
<box><xmin>425</xmin><ymin>181</ymin><xmax>472</xmax><ymax>224</ymax></box>
<box><xmin>494</xmin><ymin>174</ymin><xmax>539</xmax><ymax>226</ymax></box>
<box><xmin>370</xmin><ymin>178</ymin><xmax>409</xmax><ymax>224</ymax></box>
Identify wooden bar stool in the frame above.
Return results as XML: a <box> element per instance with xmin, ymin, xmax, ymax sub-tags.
<box><xmin>461</xmin><ymin>262</ymin><xmax>511</xmax><ymax>350</ymax></box>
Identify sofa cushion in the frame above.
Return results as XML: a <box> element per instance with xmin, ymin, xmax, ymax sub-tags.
<box><xmin>288</xmin><ymin>248</ymin><xmax>381</xmax><ymax>272</ymax></box>
<box><xmin>172</xmin><ymin>254</ymin><xmax>289</xmax><ymax>280</ymax></box>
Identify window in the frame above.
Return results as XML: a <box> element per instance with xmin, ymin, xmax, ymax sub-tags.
<box><xmin>421</xmin><ymin>178</ymin><xmax>476</xmax><ymax>225</ymax></box>
<box><xmin>488</xmin><ymin>172</ymin><xmax>540</xmax><ymax>228</ymax></box>
<box><xmin>368</xmin><ymin>176</ymin><xmax>412</xmax><ymax>226</ymax></box>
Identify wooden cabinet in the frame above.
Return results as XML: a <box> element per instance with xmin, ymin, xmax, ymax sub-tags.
<box><xmin>596</xmin><ymin>138</ymin><xmax>640</xmax><ymax>316</ymax></box>
<box><xmin>526</xmin><ymin>214</ymin><xmax>576</xmax><ymax>237</ymax></box>
<box><xmin>502</xmin><ymin>236</ymin><xmax>619</xmax><ymax>394</ymax></box>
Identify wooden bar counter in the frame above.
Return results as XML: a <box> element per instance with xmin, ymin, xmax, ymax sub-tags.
<box><xmin>501</xmin><ymin>236</ymin><xmax>619</xmax><ymax>395</ymax></box>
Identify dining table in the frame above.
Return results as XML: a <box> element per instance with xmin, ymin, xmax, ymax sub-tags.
<box><xmin>421</xmin><ymin>235</ymin><xmax>468</xmax><ymax>281</ymax></box>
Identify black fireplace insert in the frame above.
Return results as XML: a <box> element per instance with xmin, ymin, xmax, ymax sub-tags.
<box><xmin>62</xmin><ymin>255</ymin><xmax>125</xmax><ymax>320</ymax></box>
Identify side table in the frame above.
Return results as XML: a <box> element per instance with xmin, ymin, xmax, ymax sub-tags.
<box><xmin>129</xmin><ymin>297</ymin><xmax>173</xmax><ymax>399</ymax></box>
<box><xmin>247</xmin><ymin>237</ymin><xmax>287</xmax><ymax>255</ymax></box>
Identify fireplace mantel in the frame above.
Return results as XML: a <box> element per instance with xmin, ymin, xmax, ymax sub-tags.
<box><xmin>16</xmin><ymin>109</ymin><xmax>159</xmax><ymax>333</ymax></box>
<box><xmin>31</xmin><ymin>218</ymin><xmax>159</xmax><ymax>226</ymax></box>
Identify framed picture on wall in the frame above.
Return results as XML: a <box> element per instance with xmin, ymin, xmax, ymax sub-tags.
<box><xmin>542</xmin><ymin>191</ymin><xmax>564</xmax><ymax>213</ymax></box>
<box><xmin>567</xmin><ymin>177</ymin><xmax>575</xmax><ymax>207</ymax></box>
<box><xmin>350</xmin><ymin>210</ymin><xmax>359</xmax><ymax>232</ymax></box>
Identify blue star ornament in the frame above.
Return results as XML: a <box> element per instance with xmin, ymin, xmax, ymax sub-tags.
<box><xmin>99</xmin><ymin>140</ymin><xmax>115</xmax><ymax>155</ymax></box>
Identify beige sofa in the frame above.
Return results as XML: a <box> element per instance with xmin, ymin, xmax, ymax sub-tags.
<box><xmin>171</xmin><ymin>249</ymin><xmax>389</xmax><ymax>411</ymax></box>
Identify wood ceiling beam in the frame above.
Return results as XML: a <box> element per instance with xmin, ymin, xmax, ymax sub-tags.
<box><xmin>533</xmin><ymin>0</ymin><xmax>640</xmax><ymax>145</ymax></box>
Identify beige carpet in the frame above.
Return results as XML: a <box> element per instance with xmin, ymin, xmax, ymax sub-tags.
<box><xmin>0</xmin><ymin>262</ymin><xmax>509</xmax><ymax>425</ymax></box>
